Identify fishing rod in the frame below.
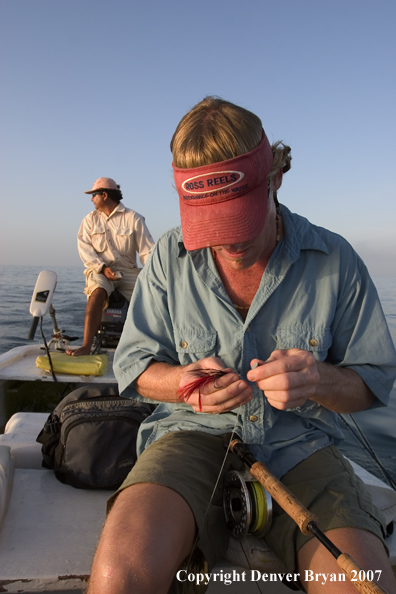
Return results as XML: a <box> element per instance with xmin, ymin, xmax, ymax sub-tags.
<box><xmin>225</xmin><ymin>433</ymin><xmax>390</xmax><ymax>594</ymax></box>
<box><xmin>338</xmin><ymin>414</ymin><xmax>396</xmax><ymax>492</ymax></box>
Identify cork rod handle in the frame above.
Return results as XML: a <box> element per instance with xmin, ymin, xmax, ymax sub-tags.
<box><xmin>227</xmin><ymin>437</ymin><xmax>389</xmax><ymax>594</ymax></box>
<box><xmin>337</xmin><ymin>554</ymin><xmax>388</xmax><ymax>594</ymax></box>
<box><xmin>249</xmin><ymin>461</ymin><xmax>318</xmax><ymax>535</ymax></box>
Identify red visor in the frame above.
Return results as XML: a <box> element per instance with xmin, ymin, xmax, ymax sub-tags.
<box><xmin>173</xmin><ymin>132</ymin><xmax>273</xmax><ymax>251</ymax></box>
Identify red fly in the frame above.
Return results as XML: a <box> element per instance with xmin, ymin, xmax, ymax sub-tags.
<box><xmin>177</xmin><ymin>369</ymin><xmax>227</xmax><ymax>412</ymax></box>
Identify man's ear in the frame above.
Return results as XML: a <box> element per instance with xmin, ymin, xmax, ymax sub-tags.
<box><xmin>272</xmin><ymin>169</ymin><xmax>283</xmax><ymax>192</ymax></box>
<box><xmin>102</xmin><ymin>191</ymin><xmax>108</xmax><ymax>201</ymax></box>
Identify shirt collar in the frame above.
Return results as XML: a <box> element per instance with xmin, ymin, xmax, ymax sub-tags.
<box><xmin>177</xmin><ymin>227</ymin><xmax>187</xmax><ymax>256</ymax></box>
<box><xmin>100</xmin><ymin>201</ymin><xmax>125</xmax><ymax>220</ymax></box>
<box><xmin>280</xmin><ymin>204</ymin><xmax>330</xmax><ymax>259</ymax></box>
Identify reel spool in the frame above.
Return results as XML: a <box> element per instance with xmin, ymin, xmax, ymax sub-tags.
<box><xmin>223</xmin><ymin>470</ymin><xmax>272</xmax><ymax>540</ymax></box>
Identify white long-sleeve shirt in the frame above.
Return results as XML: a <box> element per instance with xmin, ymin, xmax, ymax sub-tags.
<box><xmin>77</xmin><ymin>202</ymin><xmax>154</xmax><ymax>273</ymax></box>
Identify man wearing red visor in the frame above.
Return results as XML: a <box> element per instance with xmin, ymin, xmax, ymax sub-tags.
<box><xmin>88</xmin><ymin>98</ymin><xmax>396</xmax><ymax>593</ymax></box>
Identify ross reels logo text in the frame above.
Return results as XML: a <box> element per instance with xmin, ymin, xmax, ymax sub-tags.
<box><xmin>182</xmin><ymin>170</ymin><xmax>244</xmax><ymax>195</ymax></box>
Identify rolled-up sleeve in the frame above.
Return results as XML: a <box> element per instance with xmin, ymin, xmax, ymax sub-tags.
<box><xmin>77</xmin><ymin>215</ymin><xmax>106</xmax><ymax>273</ymax></box>
<box><xmin>328</xmin><ymin>252</ymin><xmax>396</xmax><ymax>407</ymax></box>
<box><xmin>114</xmin><ymin>240</ymin><xmax>178</xmax><ymax>401</ymax></box>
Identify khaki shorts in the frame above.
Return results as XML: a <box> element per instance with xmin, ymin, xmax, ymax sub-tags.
<box><xmin>108</xmin><ymin>431</ymin><xmax>387</xmax><ymax>573</ymax></box>
<box><xmin>84</xmin><ymin>267</ymin><xmax>141</xmax><ymax>308</ymax></box>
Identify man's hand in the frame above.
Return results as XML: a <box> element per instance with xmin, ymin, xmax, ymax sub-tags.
<box><xmin>179</xmin><ymin>357</ymin><xmax>252</xmax><ymax>414</ymax></box>
<box><xmin>103</xmin><ymin>266</ymin><xmax>118</xmax><ymax>280</ymax></box>
<box><xmin>246</xmin><ymin>348</ymin><xmax>375</xmax><ymax>413</ymax></box>
<box><xmin>246</xmin><ymin>349</ymin><xmax>319</xmax><ymax>410</ymax></box>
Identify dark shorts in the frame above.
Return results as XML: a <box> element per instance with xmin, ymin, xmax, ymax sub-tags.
<box><xmin>108</xmin><ymin>431</ymin><xmax>387</xmax><ymax>572</ymax></box>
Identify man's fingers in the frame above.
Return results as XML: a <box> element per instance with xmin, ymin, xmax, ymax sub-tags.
<box><xmin>196</xmin><ymin>385</ymin><xmax>252</xmax><ymax>413</ymax></box>
<box><xmin>248</xmin><ymin>350</ymin><xmax>317</xmax><ymax>382</ymax></box>
<box><xmin>246</xmin><ymin>349</ymin><xmax>320</xmax><ymax>411</ymax></box>
<box><xmin>208</xmin><ymin>372</ymin><xmax>240</xmax><ymax>392</ymax></box>
<box><xmin>265</xmin><ymin>385</ymin><xmax>317</xmax><ymax>408</ymax></box>
<box><xmin>257</xmin><ymin>368</ymin><xmax>319</xmax><ymax>392</ymax></box>
<box><xmin>187</xmin><ymin>378</ymin><xmax>252</xmax><ymax>413</ymax></box>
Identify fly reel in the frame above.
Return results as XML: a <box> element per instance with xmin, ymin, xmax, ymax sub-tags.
<box><xmin>223</xmin><ymin>470</ymin><xmax>272</xmax><ymax>540</ymax></box>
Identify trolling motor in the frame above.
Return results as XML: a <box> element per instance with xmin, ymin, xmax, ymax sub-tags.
<box><xmin>28</xmin><ymin>270</ymin><xmax>78</xmax><ymax>351</ymax></box>
<box><xmin>92</xmin><ymin>289</ymin><xmax>129</xmax><ymax>352</ymax></box>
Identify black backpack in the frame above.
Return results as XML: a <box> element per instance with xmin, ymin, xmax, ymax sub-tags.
<box><xmin>36</xmin><ymin>386</ymin><xmax>154</xmax><ymax>490</ymax></box>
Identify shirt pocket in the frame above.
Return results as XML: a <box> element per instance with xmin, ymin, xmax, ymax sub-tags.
<box><xmin>114</xmin><ymin>226</ymin><xmax>133</xmax><ymax>255</ymax></box>
<box><xmin>275</xmin><ymin>324</ymin><xmax>332</xmax><ymax>361</ymax></box>
<box><xmin>174</xmin><ymin>328</ymin><xmax>217</xmax><ymax>364</ymax></box>
<box><xmin>91</xmin><ymin>225</ymin><xmax>106</xmax><ymax>253</ymax></box>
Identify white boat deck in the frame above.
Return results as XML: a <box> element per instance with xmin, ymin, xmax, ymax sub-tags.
<box><xmin>0</xmin><ymin>412</ymin><xmax>396</xmax><ymax>593</ymax></box>
<box><xmin>0</xmin><ymin>345</ymin><xmax>117</xmax><ymax>428</ymax></box>
<box><xmin>0</xmin><ymin>345</ymin><xmax>116</xmax><ymax>384</ymax></box>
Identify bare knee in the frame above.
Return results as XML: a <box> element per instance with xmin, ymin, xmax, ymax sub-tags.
<box><xmin>298</xmin><ymin>528</ymin><xmax>395</xmax><ymax>593</ymax></box>
<box><xmin>87</xmin><ymin>287</ymin><xmax>107</xmax><ymax>307</ymax></box>
<box><xmin>88</xmin><ymin>483</ymin><xmax>196</xmax><ymax>594</ymax></box>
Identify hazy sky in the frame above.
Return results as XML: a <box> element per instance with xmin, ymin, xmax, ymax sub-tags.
<box><xmin>1</xmin><ymin>0</ymin><xmax>395</xmax><ymax>277</ymax></box>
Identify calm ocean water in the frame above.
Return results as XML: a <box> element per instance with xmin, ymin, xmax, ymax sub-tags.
<box><xmin>0</xmin><ymin>265</ymin><xmax>395</xmax><ymax>482</ymax></box>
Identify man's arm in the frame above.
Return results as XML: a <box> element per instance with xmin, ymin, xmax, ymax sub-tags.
<box><xmin>246</xmin><ymin>348</ymin><xmax>374</xmax><ymax>414</ymax></box>
<box><xmin>312</xmin><ymin>359</ymin><xmax>374</xmax><ymax>412</ymax></box>
<box><xmin>135</xmin><ymin>358</ymin><xmax>253</xmax><ymax>413</ymax></box>
<box><xmin>134</xmin><ymin>361</ymin><xmax>187</xmax><ymax>403</ymax></box>
<box><xmin>77</xmin><ymin>217</ymin><xmax>107</xmax><ymax>274</ymax></box>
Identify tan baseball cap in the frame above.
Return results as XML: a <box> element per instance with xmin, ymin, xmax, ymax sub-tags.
<box><xmin>84</xmin><ymin>177</ymin><xmax>119</xmax><ymax>194</ymax></box>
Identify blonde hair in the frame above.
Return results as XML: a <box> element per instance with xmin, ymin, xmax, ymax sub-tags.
<box><xmin>171</xmin><ymin>96</ymin><xmax>291</xmax><ymax>184</ymax></box>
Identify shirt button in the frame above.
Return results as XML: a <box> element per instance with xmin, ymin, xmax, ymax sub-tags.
<box><xmin>249</xmin><ymin>415</ymin><xmax>258</xmax><ymax>423</ymax></box>
<box><xmin>309</xmin><ymin>338</ymin><xmax>318</xmax><ymax>347</ymax></box>
<box><xmin>180</xmin><ymin>340</ymin><xmax>188</xmax><ymax>349</ymax></box>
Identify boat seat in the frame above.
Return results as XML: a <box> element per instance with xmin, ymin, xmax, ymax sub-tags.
<box><xmin>0</xmin><ymin>412</ymin><xmax>47</xmax><ymax>469</ymax></box>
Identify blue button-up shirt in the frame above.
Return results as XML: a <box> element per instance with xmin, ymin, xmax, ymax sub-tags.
<box><xmin>114</xmin><ymin>205</ymin><xmax>396</xmax><ymax>478</ymax></box>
